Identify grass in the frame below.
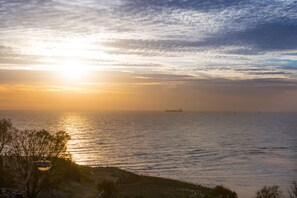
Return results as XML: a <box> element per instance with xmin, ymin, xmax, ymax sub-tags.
<box><xmin>35</xmin><ymin>163</ymin><xmax>237</xmax><ymax>198</ymax></box>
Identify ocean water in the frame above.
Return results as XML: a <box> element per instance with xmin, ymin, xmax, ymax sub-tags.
<box><xmin>0</xmin><ymin>111</ymin><xmax>296</xmax><ymax>197</ymax></box>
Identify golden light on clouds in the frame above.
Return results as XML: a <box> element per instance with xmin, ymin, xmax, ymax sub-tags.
<box><xmin>1</xmin><ymin>0</ymin><xmax>297</xmax><ymax>111</ymax></box>
<box><xmin>26</xmin><ymin>36</ymin><xmax>101</xmax><ymax>59</ymax></box>
<box><xmin>22</xmin><ymin>35</ymin><xmax>116</xmax><ymax>84</ymax></box>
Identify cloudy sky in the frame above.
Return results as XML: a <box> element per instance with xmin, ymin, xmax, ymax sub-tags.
<box><xmin>0</xmin><ymin>0</ymin><xmax>297</xmax><ymax>111</ymax></box>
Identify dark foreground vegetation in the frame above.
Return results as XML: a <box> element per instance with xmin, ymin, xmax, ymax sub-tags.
<box><xmin>0</xmin><ymin>119</ymin><xmax>296</xmax><ymax>198</ymax></box>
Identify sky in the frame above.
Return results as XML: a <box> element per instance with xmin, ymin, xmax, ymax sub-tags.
<box><xmin>0</xmin><ymin>0</ymin><xmax>297</xmax><ymax>111</ymax></box>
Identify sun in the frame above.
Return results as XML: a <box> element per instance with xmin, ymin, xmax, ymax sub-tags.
<box><xmin>58</xmin><ymin>60</ymin><xmax>89</xmax><ymax>81</ymax></box>
<box><xmin>64</xmin><ymin>64</ymin><xmax>84</xmax><ymax>80</ymax></box>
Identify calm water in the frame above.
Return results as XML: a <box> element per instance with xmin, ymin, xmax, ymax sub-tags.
<box><xmin>1</xmin><ymin>111</ymin><xmax>297</xmax><ymax>197</ymax></box>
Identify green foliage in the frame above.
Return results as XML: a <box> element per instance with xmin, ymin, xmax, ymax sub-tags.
<box><xmin>255</xmin><ymin>186</ymin><xmax>282</xmax><ymax>198</ymax></box>
<box><xmin>98</xmin><ymin>180</ymin><xmax>118</xmax><ymax>198</ymax></box>
<box><xmin>289</xmin><ymin>182</ymin><xmax>297</xmax><ymax>198</ymax></box>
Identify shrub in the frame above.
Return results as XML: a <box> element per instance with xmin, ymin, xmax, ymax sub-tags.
<box><xmin>289</xmin><ymin>182</ymin><xmax>297</xmax><ymax>198</ymax></box>
<box><xmin>0</xmin><ymin>119</ymin><xmax>14</xmax><ymax>187</ymax></box>
<box><xmin>192</xmin><ymin>185</ymin><xmax>237</xmax><ymax>198</ymax></box>
<box><xmin>54</xmin><ymin>158</ymin><xmax>82</xmax><ymax>182</ymax></box>
<box><xmin>255</xmin><ymin>186</ymin><xmax>282</xmax><ymax>198</ymax></box>
<box><xmin>97</xmin><ymin>180</ymin><xmax>118</xmax><ymax>198</ymax></box>
<box><xmin>209</xmin><ymin>185</ymin><xmax>238</xmax><ymax>198</ymax></box>
<box><xmin>0</xmin><ymin>119</ymin><xmax>13</xmax><ymax>154</ymax></box>
<box><xmin>0</xmin><ymin>166</ymin><xmax>14</xmax><ymax>187</ymax></box>
<box><xmin>6</xmin><ymin>129</ymin><xmax>71</xmax><ymax>198</ymax></box>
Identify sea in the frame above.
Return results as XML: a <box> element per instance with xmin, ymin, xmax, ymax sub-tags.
<box><xmin>0</xmin><ymin>111</ymin><xmax>296</xmax><ymax>197</ymax></box>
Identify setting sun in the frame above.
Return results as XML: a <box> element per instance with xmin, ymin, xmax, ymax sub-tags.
<box><xmin>56</xmin><ymin>60</ymin><xmax>89</xmax><ymax>81</ymax></box>
<box><xmin>1</xmin><ymin>1</ymin><xmax>297</xmax><ymax>198</ymax></box>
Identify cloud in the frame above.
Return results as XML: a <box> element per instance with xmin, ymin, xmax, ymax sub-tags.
<box><xmin>122</xmin><ymin>0</ymin><xmax>249</xmax><ymax>13</ymax></box>
<box><xmin>104</xmin><ymin>21</ymin><xmax>297</xmax><ymax>56</ymax></box>
<box><xmin>1</xmin><ymin>0</ymin><xmax>297</xmax><ymax>91</ymax></box>
<box><xmin>223</xmin><ymin>23</ymin><xmax>297</xmax><ymax>51</ymax></box>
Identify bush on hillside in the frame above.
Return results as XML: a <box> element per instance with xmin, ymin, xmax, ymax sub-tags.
<box><xmin>289</xmin><ymin>182</ymin><xmax>297</xmax><ymax>198</ymax></box>
<box><xmin>98</xmin><ymin>180</ymin><xmax>118</xmax><ymax>198</ymax></box>
<box><xmin>255</xmin><ymin>186</ymin><xmax>282</xmax><ymax>198</ymax></box>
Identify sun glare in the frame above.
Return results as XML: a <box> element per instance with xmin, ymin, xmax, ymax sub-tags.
<box><xmin>58</xmin><ymin>60</ymin><xmax>89</xmax><ymax>81</ymax></box>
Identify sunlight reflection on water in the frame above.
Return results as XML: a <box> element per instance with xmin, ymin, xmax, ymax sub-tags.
<box><xmin>58</xmin><ymin>113</ymin><xmax>112</xmax><ymax>165</ymax></box>
<box><xmin>1</xmin><ymin>111</ymin><xmax>297</xmax><ymax>198</ymax></box>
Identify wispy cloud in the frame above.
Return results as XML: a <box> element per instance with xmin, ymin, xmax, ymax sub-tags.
<box><xmin>1</xmin><ymin>0</ymin><xmax>297</xmax><ymax>110</ymax></box>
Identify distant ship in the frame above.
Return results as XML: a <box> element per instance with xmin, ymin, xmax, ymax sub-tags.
<box><xmin>165</xmin><ymin>108</ymin><xmax>183</xmax><ymax>112</ymax></box>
